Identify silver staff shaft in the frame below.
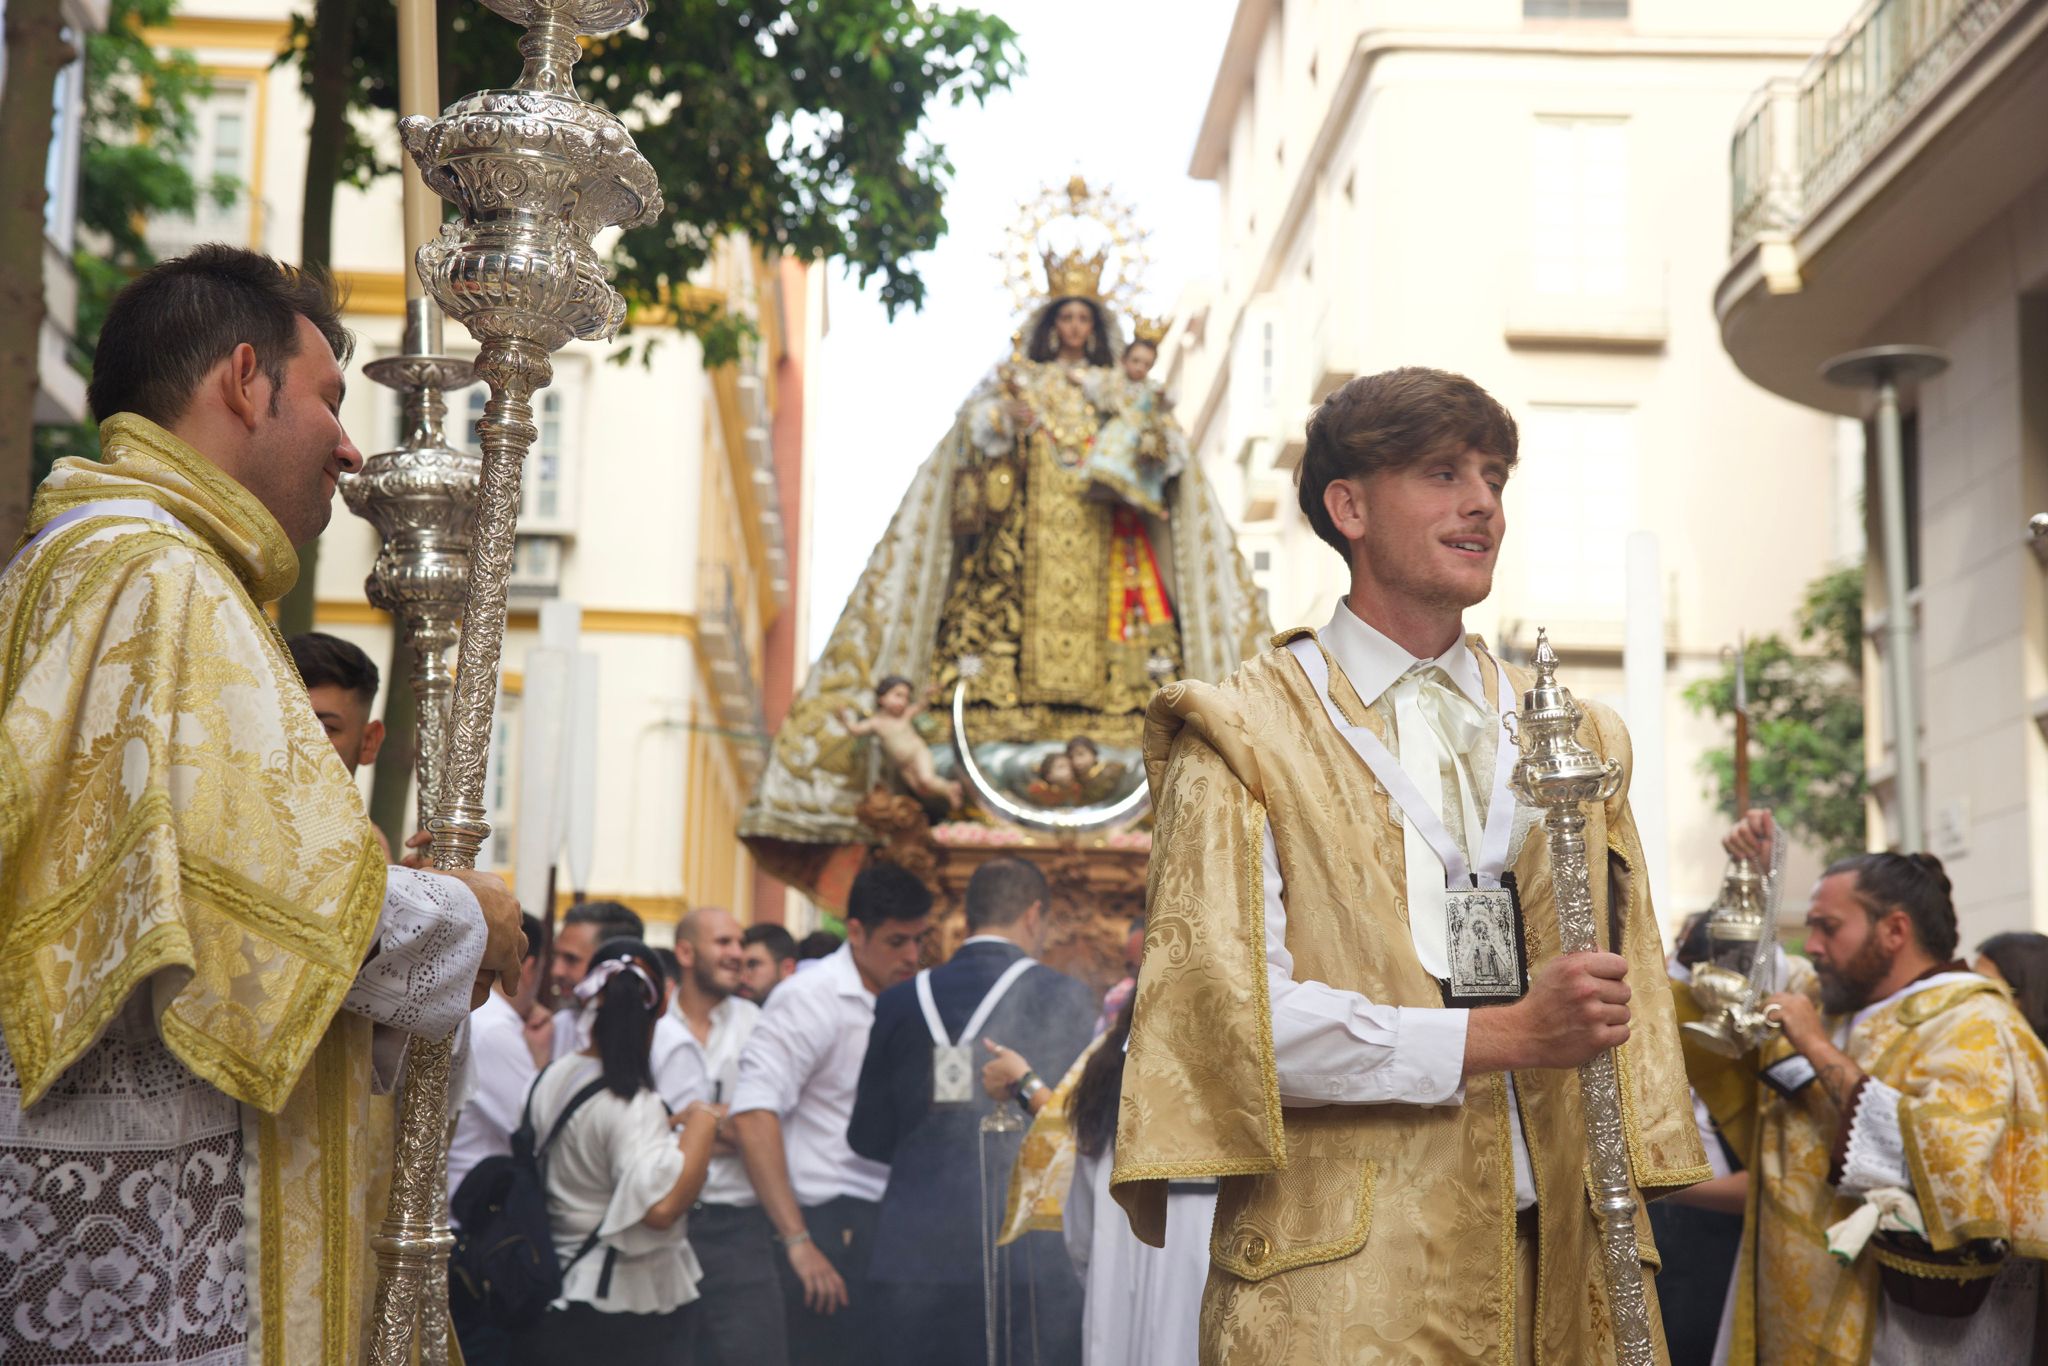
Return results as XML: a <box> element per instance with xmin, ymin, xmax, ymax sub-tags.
<box><xmin>1506</xmin><ymin>631</ymin><xmax>1657</xmax><ymax>1364</ymax></box>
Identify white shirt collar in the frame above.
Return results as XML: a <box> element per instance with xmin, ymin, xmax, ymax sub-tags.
<box><xmin>824</xmin><ymin>941</ymin><xmax>872</xmax><ymax>999</ymax></box>
<box><xmin>1321</xmin><ymin>599</ymin><xmax>1487</xmax><ymax>710</ymax></box>
<box><xmin>960</xmin><ymin>934</ymin><xmax>1021</xmax><ymax>951</ymax></box>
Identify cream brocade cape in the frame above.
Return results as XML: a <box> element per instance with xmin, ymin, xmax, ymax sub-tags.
<box><xmin>1111</xmin><ymin>633</ymin><xmax>1709</xmax><ymax>1365</ymax></box>
<box><xmin>0</xmin><ymin>415</ymin><xmax>389</xmax><ymax>1363</ymax></box>
<box><xmin>1714</xmin><ymin>977</ymin><xmax>2048</xmax><ymax>1363</ymax></box>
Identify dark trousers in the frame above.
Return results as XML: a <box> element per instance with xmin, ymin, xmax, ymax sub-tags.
<box><xmin>512</xmin><ymin>1300</ymin><xmax>696</xmax><ymax>1366</ymax></box>
<box><xmin>1649</xmin><ymin>1201</ymin><xmax>1743</xmax><ymax>1366</ymax></box>
<box><xmin>775</xmin><ymin>1195</ymin><xmax>880</xmax><ymax>1366</ymax></box>
<box><xmin>874</xmin><ymin>1232</ymin><xmax>1082</xmax><ymax>1366</ymax></box>
<box><xmin>689</xmin><ymin>1202</ymin><xmax>789</xmax><ymax>1366</ymax></box>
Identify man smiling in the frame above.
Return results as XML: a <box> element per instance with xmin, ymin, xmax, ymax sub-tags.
<box><xmin>1113</xmin><ymin>367</ymin><xmax>1705</xmax><ymax>1363</ymax></box>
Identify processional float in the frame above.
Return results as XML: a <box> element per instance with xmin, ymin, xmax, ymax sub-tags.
<box><xmin>344</xmin><ymin>0</ymin><xmax>663</xmax><ymax>1357</ymax></box>
<box><xmin>1504</xmin><ymin>632</ymin><xmax>1657</xmax><ymax>1364</ymax></box>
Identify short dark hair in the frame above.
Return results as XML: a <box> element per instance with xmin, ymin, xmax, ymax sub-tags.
<box><xmin>742</xmin><ymin>922</ymin><xmax>798</xmax><ymax>966</ymax></box>
<box><xmin>1025</xmin><ymin>296</ymin><xmax>1114</xmax><ymax>366</ymax></box>
<box><xmin>1978</xmin><ymin>932</ymin><xmax>2048</xmax><ymax>1040</ymax></box>
<box><xmin>796</xmin><ymin>930</ymin><xmax>843</xmax><ymax>960</ymax></box>
<box><xmin>564</xmin><ymin>899</ymin><xmax>645</xmax><ymax>944</ymax></box>
<box><xmin>88</xmin><ymin>244</ymin><xmax>353</xmax><ymax>427</ymax></box>
<box><xmin>654</xmin><ymin>946</ymin><xmax>681</xmax><ymax>982</ymax></box>
<box><xmin>875</xmin><ymin>675</ymin><xmax>913</xmax><ymax>701</ymax></box>
<box><xmin>1297</xmin><ymin>367</ymin><xmax>1519</xmax><ymax>560</ymax></box>
<box><xmin>288</xmin><ymin>632</ymin><xmax>379</xmax><ymax>708</ymax></box>
<box><xmin>1066</xmin><ymin>736</ymin><xmax>1099</xmax><ymax>761</ymax></box>
<box><xmin>520</xmin><ymin>912</ymin><xmax>544</xmax><ymax>963</ymax></box>
<box><xmin>844</xmin><ymin>862</ymin><xmax>933</xmax><ymax>929</ymax></box>
<box><xmin>1823</xmin><ymin>851</ymin><xmax>1959</xmax><ymax>961</ymax></box>
<box><xmin>964</xmin><ymin>857</ymin><xmax>1048</xmax><ymax>933</ymax></box>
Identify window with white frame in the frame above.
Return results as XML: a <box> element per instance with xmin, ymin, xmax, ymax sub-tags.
<box><xmin>459</xmin><ymin>380</ymin><xmax>578</xmax><ymax>533</ymax></box>
<box><xmin>1514</xmin><ymin>405</ymin><xmax>1636</xmax><ymax>614</ymax></box>
<box><xmin>159</xmin><ymin>82</ymin><xmax>256</xmax><ymax>250</ymax></box>
<box><xmin>42</xmin><ymin>34</ymin><xmax>85</xmax><ymax>248</ymax></box>
<box><xmin>1529</xmin><ymin>117</ymin><xmax>1627</xmax><ymax>297</ymax></box>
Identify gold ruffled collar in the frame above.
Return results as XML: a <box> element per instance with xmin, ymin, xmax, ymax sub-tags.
<box><xmin>27</xmin><ymin>413</ymin><xmax>300</xmax><ymax>602</ymax></box>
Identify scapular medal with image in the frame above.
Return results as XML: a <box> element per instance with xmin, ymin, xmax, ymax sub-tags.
<box><xmin>932</xmin><ymin>1043</ymin><xmax>975</xmax><ymax>1105</ymax></box>
<box><xmin>1444</xmin><ymin>876</ymin><xmax>1529</xmax><ymax>1008</ymax></box>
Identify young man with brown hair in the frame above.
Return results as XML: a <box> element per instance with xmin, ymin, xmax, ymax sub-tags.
<box><xmin>1114</xmin><ymin>367</ymin><xmax>1706</xmax><ymax>1363</ymax></box>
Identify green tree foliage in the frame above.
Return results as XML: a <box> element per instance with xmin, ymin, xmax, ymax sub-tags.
<box><xmin>1684</xmin><ymin>565</ymin><xmax>1867</xmax><ymax>862</ymax></box>
<box><xmin>282</xmin><ymin>0</ymin><xmax>1022</xmax><ymax>362</ymax></box>
<box><xmin>35</xmin><ymin>0</ymin><xmax>230</xmax><ymax>470</ymax></box>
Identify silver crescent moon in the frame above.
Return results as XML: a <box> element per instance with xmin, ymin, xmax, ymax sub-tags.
<box><xmin>950</xmin><ymin>681</ymin><xmax>1150</xmax><ymax>833</ymax></box>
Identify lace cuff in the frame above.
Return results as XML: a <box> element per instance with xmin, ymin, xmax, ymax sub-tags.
<box><xmin>1836</xmin><ymin>1078</ymin><xmax>1911</xmax><ymax>1194</ymax></box>
<box><xmin>343</xmin><ymin>867</ymin><xmax>487</xmax><ymax>1045</ymax></box>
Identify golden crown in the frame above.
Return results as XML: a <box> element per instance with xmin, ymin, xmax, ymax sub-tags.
<box><xmin>1040</xmin><ymin>247</ymin><xmax>1108</xmax><ymax>302</ymax></box>
<box><xmin>1128</xmin><ymin>312</ymin><xmax>1171</xmax><ymax>346</ymax></box>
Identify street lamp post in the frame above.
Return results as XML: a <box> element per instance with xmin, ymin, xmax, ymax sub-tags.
<box><xmin>1820</xmin><ymin>344</ymin><xmax>1949</xmax><ymax>854</ymax></box>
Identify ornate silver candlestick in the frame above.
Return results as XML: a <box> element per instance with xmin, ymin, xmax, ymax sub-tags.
<box><xmin>343</xmin><ymin>297</ymin><xmax>478</xmax><ymax>1366</ymax></box>
<box><xmin>1505</xmin><ymin>631</ymin><xmax>1655</xmax><ymax>1365</ymax></box>
<box><xmin>366</xmin><ymin>0</ymin><xmax>661</xmax><ymax>1358</ymax></box>
<box><xmin>344</xmin><ymin>301</ymin><xmax>480</xmax><ymax>839</ymax></box>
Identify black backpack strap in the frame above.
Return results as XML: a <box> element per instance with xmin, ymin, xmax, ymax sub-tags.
<box><xmin>538</xmin><ymin>1076</ymin><xmax>614</xmax><ymax>1158</ymax></box>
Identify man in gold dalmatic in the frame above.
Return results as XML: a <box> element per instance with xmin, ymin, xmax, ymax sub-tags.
<box><xmin>0</xmin><ymin>248</ymin><xmax>522</xmax><ymax>1365</ymax></box>
<box><xmin>1112</xmin><ymin>368</ymin><xmax>1708</xmax><ymax>1363</ymax></box>
<box><xmin>1705</xmin><ymin>812</ymin><xmax>2048</xmax><ymax>1362</ymax></box>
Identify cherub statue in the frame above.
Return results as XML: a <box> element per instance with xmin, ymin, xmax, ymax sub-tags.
<box><xmin>1065</xmin><ymin>735</ymin><xmax>1129</xmax><ymax>805</ymax></box>
<box><xmin>1020</xmin><ymin>751</ymin><xmax>1084</xmax><ymax>808</ymax></box>
<box><xmin>842</xmin><ymin>675</ymin><xmax>963</xmax><ymax>811</ymax></box>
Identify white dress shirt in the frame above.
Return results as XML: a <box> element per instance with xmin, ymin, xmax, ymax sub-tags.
<box><xmin>729</xmin><ymin>942</ymin><xmax>888</xmax><ymax>1206</ymax></box>
<box><xmin>553</xmin><ymin>1002</ymin><xmax>705</xmax><ymax>1116</ymax></box>
<box><xmin>1265</xmin><ymin>601</ymin><xmax>1538</xmax><ymax>1208</ymax></box>
<box><xmin>668</xmin><ymin>994</ymin><xmax>764</xmax><ymax>1206</ymax></box>
<box><xmin>447</xmin><ymin>990</ymin><xmax>540</xmax><ymax>1210</ymax></box>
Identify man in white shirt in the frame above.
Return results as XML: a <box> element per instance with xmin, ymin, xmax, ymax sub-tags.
<box><xmin>1114</xmin><ymin>367</ymin><xmax>1707</xmax><ymax>1362</ymax></box>
<box><xmin>547</xmin><ymin>899</ymin><xmax>702</xmax><ymax>1110</ymax></box>
<box><xmin>666</xmin><ymin>907</ymin><xmax>777</xmax><ymax>1365</ymax></box>
<box><xmin>731</xmin><ymin>864</ymin><xmax>934</xmax><ymax>1366</ymax></box>
<box><xmin>739</xmin><ymin>922</ymin><xmax>800</xmax><ymax>1005</ymax></box>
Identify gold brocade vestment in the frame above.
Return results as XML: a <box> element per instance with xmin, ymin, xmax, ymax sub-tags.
<box><xmin>0</xmin><ymin>415</ymin><xmax>390</xmax><ymax>1364</ymax></box>
<box><xmin>1720</xmin><ymin>977</ymin><xmax>2048</xmax><ymax>1363</ymax></box>
<box><xmin>1112</xmin><ymin>633</ymin><xmax>1709</xmax><ymax>1364</ymax></box>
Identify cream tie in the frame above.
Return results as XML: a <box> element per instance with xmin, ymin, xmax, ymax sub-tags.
<box><xmin>1391</xmin><ymin>665</ymin><xmax>1488</xmax><ymax>979</ymax></box>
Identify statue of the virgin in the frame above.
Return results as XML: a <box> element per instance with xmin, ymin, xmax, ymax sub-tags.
<box><xmin>742</xmin><ymin>179</ymin><xmax>1267</xmax><ymax>894</ymax></box>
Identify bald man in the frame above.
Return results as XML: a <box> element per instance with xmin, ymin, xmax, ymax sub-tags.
<box><xmin>673</xmin><ymin>908</ymin><xmax>782</xmax><ymax>1365</ymax></box>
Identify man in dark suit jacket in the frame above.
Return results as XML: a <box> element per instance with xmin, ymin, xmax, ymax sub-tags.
<box><xmin>849</xmin><ymin>857</ymin><xmax>1097</xmax><ymax>1366</ymax></box>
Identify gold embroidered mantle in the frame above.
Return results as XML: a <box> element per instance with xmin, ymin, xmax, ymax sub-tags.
<box><xmin>1729</xmin><ymin>977</ymin><xmax>2048</xmax><ymax>1364</ymax></box>
<box><xmin>740</xmin><ymin>340</ymin><xmax>1266</xmax><ymax>871</ymax></box>
<box><xmin>0</xmin><ymin>414</ymin><xmax>388</xmax><ymax>1364</ymax></box>
<box><xmin>1111</xmin><ymin>635</ymin><xmax>1707</xmax><ymax>1364</ymax></box>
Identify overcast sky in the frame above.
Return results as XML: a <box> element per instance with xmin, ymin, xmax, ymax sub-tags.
<box><xmin>803</xmin><ymin>0</ymin><xmax>1238</xmax><ymax>658</ymax></box>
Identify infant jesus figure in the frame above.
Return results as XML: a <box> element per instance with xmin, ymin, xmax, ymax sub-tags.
<box><xmin>843</xmin><ymin>675</ymin><xmax>964</xmax><ymax>811</ymax></box>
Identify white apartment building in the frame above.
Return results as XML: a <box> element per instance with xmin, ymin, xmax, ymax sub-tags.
<box><xmin>1715</xmin><ymin>0</ymin><xmax>2048</xmax><ymax>939</ymax></box>
<box><xmin>144</xmin><ymin>4</ymin><xmax>818</xmax><ymax>930</ymax></box>
<box><xmin>1164</xmin><ymin>0</ymin><xmax>1868</xmax><ymax>922</ymax></box>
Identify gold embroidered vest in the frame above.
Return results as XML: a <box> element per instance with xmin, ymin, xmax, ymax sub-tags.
<box><xmin>0</xmin><ymin>414</ymin><xmax>389</xmax><ymax>1363</ymax></box>
<box><xmin>1113</xmin><ymin>633</ymin><xmax>1708</xmax><ymax>1364</ymax></box>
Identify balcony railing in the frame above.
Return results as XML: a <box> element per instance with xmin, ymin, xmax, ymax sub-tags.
<box><xmin>1729</xmin><ymin>0</ymin><xmax>2020</xmax><ymax>255</ymax></box>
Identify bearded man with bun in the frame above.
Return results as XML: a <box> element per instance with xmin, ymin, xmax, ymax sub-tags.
<box><xmin>1718</xmin><ymin>811</ymin><xmax>2048</xmax><ymax>1362</ymax></box>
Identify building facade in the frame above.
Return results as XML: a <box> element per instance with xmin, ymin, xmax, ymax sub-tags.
<box><xmin>1165</xmin><ymin>0</ymin><xmax>1866</xmax><ymax>922</ymax></box>
<box><xmin>1715</xmin><ymin>0</ymin><xmax>2048</xmax><ymax>939</ymax></box>
<box><xmin>144</xmin><ymin>5</ymin><xmax>817</xmax><ymax>932</ymax></box>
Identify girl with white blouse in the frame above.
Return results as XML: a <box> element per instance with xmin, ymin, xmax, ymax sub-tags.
<box><xmin>514</xmin><ymin>939</ymin><xmax>725</xmax><ymax>1365</ymax></box>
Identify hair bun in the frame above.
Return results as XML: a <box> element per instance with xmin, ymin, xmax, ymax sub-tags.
<box><xmin>1908</xmin><ymin>851</ymin><xmax>1952</xmax><ymax>888</ymax></box>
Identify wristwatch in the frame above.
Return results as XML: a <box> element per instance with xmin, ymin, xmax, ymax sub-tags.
<box><xmin>1011</xmin><ymin>1070</ymin><xmax>1047</xmax><ymax>1112</ymax></box>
